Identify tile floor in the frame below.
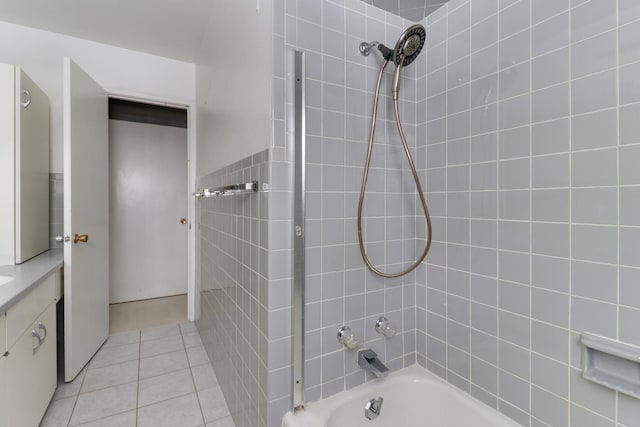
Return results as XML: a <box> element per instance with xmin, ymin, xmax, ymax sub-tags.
<box><xmin>40</xmin><ymin>322</ymin><xmax>235</xmax><ymax>427</ymax></box>
<box><xmin>109</xmin><ymin>294</ymin><xmax>188</xmax><ymax>334</ymax></box>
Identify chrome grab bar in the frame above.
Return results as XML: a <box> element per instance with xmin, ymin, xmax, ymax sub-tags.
<box><xmin>193</xmin><ymin>181</ymin><xmax>259</xmax><ymax>199</ymax></box>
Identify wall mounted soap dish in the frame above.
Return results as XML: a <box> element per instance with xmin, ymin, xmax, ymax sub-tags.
<box><xmin>581</xmin><ymin>333</ymin><xmax>640</xmax><ymax>399</ymax></box>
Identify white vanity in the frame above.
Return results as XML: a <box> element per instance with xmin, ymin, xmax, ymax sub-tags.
<box><xmin>0</xmin><ymin>250</ymin><xmax>63</xmax><ymax>427</ymax></box>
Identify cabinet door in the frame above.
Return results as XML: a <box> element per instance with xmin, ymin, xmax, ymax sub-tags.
<box><xmin>0</xmin><ymin>313</ymin><xmax>5</xmax><ymax>427</ymax></box>
<box><xmin>15</xmin><ymin>68</ymin><xmax>50</xmax><ymax>263</ymax></box>
<box><xmin>0</xmin><ymin>355</ymin><xmax>7</xmax><ymax>427</ymax></box>
<box><xmin>6</xmin><ymin>303</ymin><xmax>57</xmax><ymax>427</ymax></box>
<box><xmin>0</xmin><ymin>63</ymin><xmax>16</xmax><ymax>266</ymax></box>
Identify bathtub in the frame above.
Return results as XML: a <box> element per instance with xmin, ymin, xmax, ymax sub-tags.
<box><xmin>282</xmin><ymin>364</ymin><xmax>519</xmax><ymax>427</ymax></box>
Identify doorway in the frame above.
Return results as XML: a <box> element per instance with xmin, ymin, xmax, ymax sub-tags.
<box><xmin>108</xmin><ymin>98</ymin><xmax>189</xmax><ymax>329</ymax></box>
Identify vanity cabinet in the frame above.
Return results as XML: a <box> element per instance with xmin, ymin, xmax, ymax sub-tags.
<box><xmin>0</xmin><ymin>63</ymin><xmax>50</xmax><ymax>265</ymax></box>
<box><xmin>1</xmin><ymin>270</ymin><xmax>58</xmax><ymax>427</ymax></box>
<box><xmin>0</xmin><ymin>314</ymin><xmax>7</xmax><ymax>427</ymax></box>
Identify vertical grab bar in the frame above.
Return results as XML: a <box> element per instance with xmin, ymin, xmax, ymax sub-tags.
<box><xmin>292</xmin><ymin>50</ymin><xmax>306</xmax><ymax>411</ymax></box>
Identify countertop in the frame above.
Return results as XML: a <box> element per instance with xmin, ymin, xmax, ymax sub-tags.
<box><xmin>0</xmin><ymin>249</ymin><xmax>63</xmax><ymax>313</ymax></box>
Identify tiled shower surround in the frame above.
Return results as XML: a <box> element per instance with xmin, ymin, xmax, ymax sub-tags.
<box><xmin>276</xmin><ymin>0</ymin><xmax>426</xmax><ymax>404</ymax></box>
<box><xmin>200</xmin><ymin>0</ymin><xmax>640</xmax><ymax>426</ymax></box>
<box><xmin>196</xmin><ymin>149</ymin><xmax>292</xmax><ymax>427</ymax></box>
<box><xmin>417</xmin><ymin>0</ymin><xmax>640</xmax><ymax>425</ymax></box>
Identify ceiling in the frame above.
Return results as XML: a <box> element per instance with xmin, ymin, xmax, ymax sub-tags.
<box><xmin>0</xmin><ymin>0</ymin><xmax>212</xmax><ymax>62</ymax></box>
<box><xmin>363</xmin><ymin>0</ymin><xmax>450</xmax><ymax>22</ymax></box>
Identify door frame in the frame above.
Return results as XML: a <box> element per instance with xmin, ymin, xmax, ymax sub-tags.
<box><xmin>104</xmin><ymin>89</ymin><xmax>197</xmax><ymax>321</ymax></box>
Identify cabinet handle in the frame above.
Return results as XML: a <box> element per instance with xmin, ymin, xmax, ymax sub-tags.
<box><xmin>38</xmin><ymin>322</ymin><xmax>47</xmax><ymax>342</ymax></box>
<box><xmin>31</xmin><ymin>329</ymin><xmax>42</xmax><ymax>351</ymax></box>
<box><xmin>21</xmin><ymin>88</ymin><xmax>31</xmax><ymax>108</ymax></box>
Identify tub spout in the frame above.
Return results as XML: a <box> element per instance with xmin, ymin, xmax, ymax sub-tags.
<box><xmin>357</xmin><ymin>348</ymin><xmax>389</xmax><ymax>378</ymax></box>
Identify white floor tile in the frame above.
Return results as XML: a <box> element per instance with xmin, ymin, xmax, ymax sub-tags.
<box><xmin>141</xmin><ymin>324</ymin><xmax>181</xmax><ymax>342</ymax></box>
<box><xmin>138</xmin><ymin>368</ymin><xmax>195</xmax><ymax>407</ymax></box>
<box><xmin>183</xmin><ymin>331</ymin><xmax>204</xmax><ymax>348</ymax></box>
<box><xmin>179</xmin><ymin>321</ymin><xmax>199</xmax><ymax>334</ymax></box>
<box><xmin>81</xmin><ymin>360</ymin><xmax>138</xmax><ymax>393</ymax></box>
<box><xmin>103</xmin><ymin>330</ymin><xmax>140</xmax><ymax>348</ymax></box>
<box><xmin>53</xmin><ymin>368</ymin><xmax>87</xmax><ymax>400</ymax></box>
<box><xmin>140</xmin><ymin>335</ymin><xmax>184</xmax><ymax>358</ymax></box>
<box><xmin>90</xmin><ymin>343</ymin><xmax>139</xmax><ymax>369</ymax></box>
<box><xmin>137</xmin><ymin>393</ymin><xmax>204</xmax><ymax>427</ymax></box>
<box><xmin>54</xmin><ymin>322</ymin><xmax>235</xmax><ymax>427</ymax></box>
<box><xmin>40</xmin><ymin>395</ymin><xmax>76</xmax><ymax>427</ymax></box>
<box><xmin>187</xmin><ymin>346</ymin><xmax>211</xmax><ymax>367</ymax></box>
<box><xmin>191</xmin><ymin>363</ymin><xmax>219</xmax><ymax>391</ymax></box>
<box><xmin>110</xmin><ymin>295</ymin><xmax>187</xmax><ymax>334</ymax></box>
<box><xmin>70</xmin><ymin>382</ymin><xmax>137</xmax><ymax>426</ymax></box>
<box><xmin>198</xmin><ymin>386</ymin><xmax>231</xmax><ymax>422</ymax></box>
<box><xmin>206</xmin><ymin>416</ymin><xmax>236</xmax><ymax>427</ymax></box>
<box><xmin>139</xmin><ymin>349</ymin><xmax>189</xmax><ymax>379</ymax></box>
<box><xmin>74</xmin><ymin>410</ymin><xmax>136</xmax><ymax>426</ymax></box>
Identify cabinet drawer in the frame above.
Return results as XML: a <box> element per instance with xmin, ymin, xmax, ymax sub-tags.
<box><xmin>6</xmin><ymin>273</ymin><xmax>55</xmax><ymax>348</ymax></box>
<box><xmin>6</xmin><ymin>302</ymin><xmax>57</xmax><ymax>427</ymax></box>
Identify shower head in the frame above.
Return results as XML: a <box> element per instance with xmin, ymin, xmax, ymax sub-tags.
<box><xmin>360</xmin><ymin>24</ymin><xmax>426</xmax><ymax>67</ymax></box>
<box><xmin>391</xmin><ymin>24</ymin><xmax>426</xmax><ymax>67</ymax></box>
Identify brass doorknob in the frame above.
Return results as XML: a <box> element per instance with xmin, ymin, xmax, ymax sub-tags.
<box><xmin>73</xmin><ymin>233</ymin><xmax>89</xmax><ymax>244</ymax></box>
<box><xmin>180</xmin><ymin>218</ymin><xmax>187</xmax><ymax>224</ymax></box>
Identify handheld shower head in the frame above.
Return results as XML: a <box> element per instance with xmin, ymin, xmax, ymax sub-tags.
<box><xmin>392</xmin><ymin>24</ymin><xmax>426</xmax><ymax>67</ymax></box>
<box><xmin>358</xmin><ymin>22</ymin><xmax>433</xmax><ymax>278</ymax></box>
<box><xmin>359</xmin><ymin>24</ymin><xmax>426</xmax><ymax>67</ymax></box>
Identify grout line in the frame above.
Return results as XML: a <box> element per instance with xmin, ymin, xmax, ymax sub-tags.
<box><xmin>65</xmin><ymin>367</ymin><xmax>88</xmax><ymax>427</ymax></box>
<box><xmin>181</xmin><ymin>325</ymin><xmax>208</xmax><ymax>425</ymax></box>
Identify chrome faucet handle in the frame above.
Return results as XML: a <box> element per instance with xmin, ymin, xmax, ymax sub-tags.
<box><xmin>375</xmin><ymin>316</ymin><xmax>397</xmax><ymax>338</ymax></box>
<box><xmin>337</xmin><ymin>326</ymin><xmax>360</xmax><ymax>349</ymax></box>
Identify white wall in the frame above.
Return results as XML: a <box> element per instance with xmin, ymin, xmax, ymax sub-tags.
<box><xmin>0</xmin><ymin>21</ymin><xmax>196</xmax><ymax>172</ymax></box>
<box><xmin>195</xmin><ymin>1</ymin><xmax>273</xmax><ymax>177</ymax></box>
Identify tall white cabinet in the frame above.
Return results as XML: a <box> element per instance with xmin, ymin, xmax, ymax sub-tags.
<box><xmin>0</xmin><ymin>64</ymin><xmax>50</xmax><ymax>265</ymax></box>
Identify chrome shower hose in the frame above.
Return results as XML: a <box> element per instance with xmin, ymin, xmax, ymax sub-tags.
<box><xmin>357</xmin><ymin>58</ymin><xmax>433</xmax><ymax>278</ymax></box>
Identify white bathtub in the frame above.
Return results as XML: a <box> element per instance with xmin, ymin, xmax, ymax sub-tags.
<box><xmin>282</xmin><ymin>365</ymin><xmax>519</xmax><ymax>427</ymax></box>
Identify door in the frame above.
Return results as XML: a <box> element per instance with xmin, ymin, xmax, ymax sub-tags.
<box><xmin>109</xmin><ymin>118</ymin><xmax>188</xmax><ymax>303</ymax></box>
<box><xmin>62</xmin><ymin>58</ymin><xmax>109</xmax><ymax>381</ymax></box>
